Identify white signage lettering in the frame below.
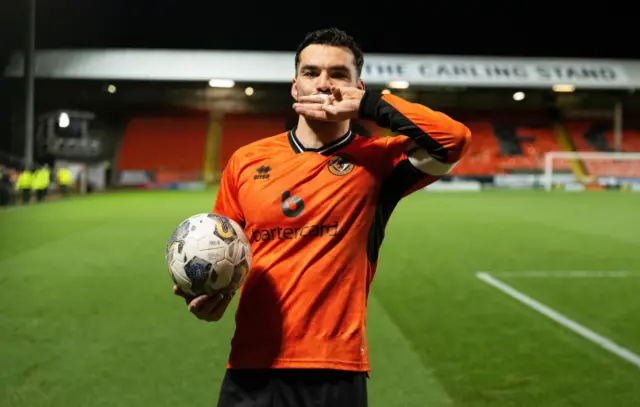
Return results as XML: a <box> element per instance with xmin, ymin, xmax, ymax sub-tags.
<box><xmin>5</xmin><ymin>50</ymin><xmax>635</xmax><ymax>89</ymax></box>
<box><xmin>362</xmin><ymin>60</ymin><xmax>628</xmax><ymax>87</ymax></box>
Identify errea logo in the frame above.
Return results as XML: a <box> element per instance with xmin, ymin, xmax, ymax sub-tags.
<box><xmin>254</xmin><ymin>165</ymin><xmax>271</xmax><ymax>180</ymax></box>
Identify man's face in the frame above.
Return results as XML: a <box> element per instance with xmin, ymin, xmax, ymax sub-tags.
<box><xmin>292</xmin><ymin>44</ymin><xmax>364</xmax><ymax>101</ymax></box>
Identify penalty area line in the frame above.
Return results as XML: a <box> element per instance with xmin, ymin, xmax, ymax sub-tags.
<box><xmin>489</xmin><ymin>270</ymin><xmax>640</xmax><ymax>278</ymax></box>
<box><xmin>476</xmin><ymin>272</ymin><xmax>640</xmax><ymax>370</ymax></box>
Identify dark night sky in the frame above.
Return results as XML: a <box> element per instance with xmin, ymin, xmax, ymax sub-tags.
<box><xmin>0</xmin><ymin>0</ymin><xmax>636</xmax><ymax>158</ymax></box>
<box><xmin>0</xmin><ymin>1</ymin><xmax>637</xmax><ymax>60</ymax></box>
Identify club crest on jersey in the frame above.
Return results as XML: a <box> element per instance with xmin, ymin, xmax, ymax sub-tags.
<box><xmin>327</xmin><ymin>154</ymin><xmax>355</xmax><ymax>176</ymax></box>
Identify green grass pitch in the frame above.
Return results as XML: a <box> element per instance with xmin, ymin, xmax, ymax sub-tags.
<box><xmin>1</xmin><ymin>189</ymin><xmax>639</xmax><ymax>407</ymax></box>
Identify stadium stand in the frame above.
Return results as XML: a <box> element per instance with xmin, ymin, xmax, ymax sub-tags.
<box><xmin>449</xmin><ymin>121</ymin><xmax>500</xmax><ymax>176</ymax></box>
<box><xmin>111</xmin><ymin>114</ymin><xmax>640</xmax><ymax>181</ymax></box>
<box><xmin>446</xmin><ymin>119</ymin><xmax>571</xmax><ymax>176</ymax></box>
<box><xmin>117</xmin><ymin>115</ymin><xmax>208</xmax><ymax>182</ymax></box>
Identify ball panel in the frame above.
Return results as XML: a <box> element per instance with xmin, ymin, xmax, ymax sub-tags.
<box><xmin>166</xmin><ymin>212</ymin><xmax>253</xmax><ymax>297</ymax></box>
<box><xmin>183</xmin><ymin>256</ymin><xmax>213</xmax><ymax>296</ymax></box>
<box><xmin>197</xmin><ymin>236</ymin><xmax>225</xmax><ymax>251</ymax></box>
<box><xmin>225</xmin><ymin>241</ymin><xmax>239</xmax><ymax>264</ymax></box>
<box><xmin>231</xmin><ymin>259</ymin><xmax>250</xmax><ymax>290</ymax></box>
<box><xmin>202</xmin><ymin>247</ymin><xmax>225</xmax><ymax>263</ymax></box>
<box><xmin>167</xmin><ymin>219</ymin><xmax>191</xmax><ymax>253</ymax></box>
<box><xmin>169</xmin><ymin>258</ymin><xmax>194</xmax><ymax>294</ymax></box>
<box><xmin>211</xmin><ymin>258</ymin><xmax>234</xmax><ymax>290</ymax></box>
<box><xmin>229</xmin><ymin>218</ymin><xmax>252</xmax><ymax>270</ymax></box>
<box><xmin>209</xmin><ymin>213</ymin><xmax>238</xmax><ymax>244</ymax></box>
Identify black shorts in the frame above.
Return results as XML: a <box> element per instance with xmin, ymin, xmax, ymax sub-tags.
<box><xmin>216</xmin><ymin>369</ymin><xmax>368</xmax><ymax>407</ymax></box>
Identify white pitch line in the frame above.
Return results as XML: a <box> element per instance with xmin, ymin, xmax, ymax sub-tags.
<box><xmin>490</xmin><ymin>271</ymin><xmax>640</xmax><ymax>278</ymax></box>
<box><xmin>476</xmin><ymin>272</ymin><xmax>640</xmax><ymax>370</ymax></box>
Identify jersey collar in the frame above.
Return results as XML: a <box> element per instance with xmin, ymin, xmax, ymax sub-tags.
<box><xmin>288</xmin><ymin>127</ymin><xmax>355</xmax><ymax>156</ymax></box>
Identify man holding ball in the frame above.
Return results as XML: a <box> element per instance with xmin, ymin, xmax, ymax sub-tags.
<box><xmin>175</xmin><ymin>27</ymin><xmax>471</xmax><ymax>407</ymax></box>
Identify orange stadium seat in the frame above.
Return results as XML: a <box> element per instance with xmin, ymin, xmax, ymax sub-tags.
<box><xmin>115</xmin><ymin>113</ymin><xmax>640</xmax><ymax>179</ymax></box>
<box><xmin>451</xmin><ymin>121</ymin><xmax>501</xmax><ymax>176</ymax></box>
<box><xmin>564</xmin><ymin>121</ymin><xmax>640</xmax><ymax>153</ymax></box>
<box><xmin>545</xmin><ymin>121</ymin><xmax>640</xmax><ymax>178</ymax></box>
<box><xmin>513</xmin><ymin>125</ymin><xmax>570</xmax><ymax>171</ymax></box>
<box><xmin>564</xmin><ymin>121</ymin><xmax>596</xmax><ymax>151</ymax></box>
<box><xmin>117</xmin><ymin>116</ymin><xmax>208</xmax><ymax>180</ymax></box>
<box><xmin>453</xmin><ymin>121</ymin><xmax>568</xmax><ymax>175</ymax></box>
<box><xmin>605</xmin><ymin>129</ymin><xmax>640</xmax><ymax>152</ymax></box>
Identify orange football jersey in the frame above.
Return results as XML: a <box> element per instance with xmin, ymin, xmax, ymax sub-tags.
<box><xmin>213</xmin><ymin>91</ymin><xmax>471</xmax><ymax>372</ymax></box>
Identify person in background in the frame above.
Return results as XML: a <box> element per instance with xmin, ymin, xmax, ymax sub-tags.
<box><xmin>16</xmin><ymin>166</ymin><xmax>33</xmax><ymax>204</ymax></box>
<box><xmin>32</xmin><ymin>164</ymin><xmax>51</xmax><ymax>203</ymax></box>
<box><xmin>0</xmin><ymin>165</ymin><xmax>11</xmax><ymax>207</ymax></box>
<box><xmin>57</xmin><ymin>166</ymin><xmax>73</xmax><ymax>197</ymax></box>
<box><xmin>8</xmin><ymin>167</ymin><xmax>17</xmax><ymax>205</ymax></box>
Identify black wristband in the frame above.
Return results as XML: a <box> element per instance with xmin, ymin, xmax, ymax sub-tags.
<box><xmin>358</xmin><ymin>90</ymin><xmax>383</xmax><ymax>120</ymax></box>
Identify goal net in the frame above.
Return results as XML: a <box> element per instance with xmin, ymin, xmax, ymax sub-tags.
<box><xmin>543</xmin><ymin>151</ymin><xmax>640</xmax><ymax>191</ymax></box>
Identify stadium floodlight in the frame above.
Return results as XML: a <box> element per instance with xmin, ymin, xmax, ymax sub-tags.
<box><xmin>58</xmin><ymin>112</ymin><xmax>70</xmax><ymax>128</ymax></box>
<box><xmin>387</xmin><ymin>80</ymin><xmax>409</xmax><ymax>89</ymax></box>
<box><xmin>543</xmin><ymin>151</ymin><xmax>640</xmax><ymax>191</ymax></box>
<box><xmin>208</xmin><ymin>79</ymin><xmax>235</xmax><ymax>88</ymax></box>
<box><xmin>552</xmin><ymin>84</ymin><xmax>575</xmax><ymax>92</ymax></box>
<box><xmin>513</xmin><ymin>91</ymin><xmax>525</xmax><ymax>101</ymax></box>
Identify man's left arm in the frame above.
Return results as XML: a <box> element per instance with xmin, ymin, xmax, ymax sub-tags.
<box><xmin>358</xmin><ymin>91</ymin><xmax>471</xmax><ymax>178</ymax></box>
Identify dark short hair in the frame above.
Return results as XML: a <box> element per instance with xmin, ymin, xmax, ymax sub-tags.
<box><xmin>295</xmin><ymin>28</ymin><xmax>364</xmax><ymax>77</ymax></box>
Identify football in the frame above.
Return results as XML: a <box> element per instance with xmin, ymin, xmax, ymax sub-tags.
<box><xmin>165</xmin><ymin>213</ymin><xmax>252</xmax><ymax>297</ymax></box>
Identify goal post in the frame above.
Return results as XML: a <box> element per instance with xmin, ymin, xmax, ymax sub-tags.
<box><xmin>543</xmin><ymin>151</ymin><xmax>640</xmax><ymax>191</ymax></box>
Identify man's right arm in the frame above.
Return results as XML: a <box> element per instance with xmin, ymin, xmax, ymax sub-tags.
<box><xmin>174</xmin><ymin>152</ymin><xmax>245</xmax><ymax>321</ymax></box>
<box><xmin>213</xmin><ymin>151</ymin><xmax>245</xmax><ymax>227</ymax></box>
<box><xmin>174</xmin><ymin>286</ymin><xmax>233</xmax><ymax>322</ymax></box>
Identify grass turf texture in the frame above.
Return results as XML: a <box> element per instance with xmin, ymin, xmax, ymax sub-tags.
<box><xmin>1</xmin><ymin>190</ymin><xmax>639</xmax><ymax>407</ymax></box>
